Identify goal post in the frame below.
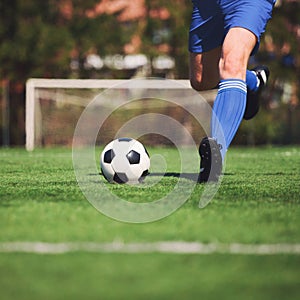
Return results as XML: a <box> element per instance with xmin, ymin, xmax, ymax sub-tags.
<box><xmin>25</xmin><ymin>78</ymin><xmax>215</xmax><ymax>151</ymax></box>
<box><xmin>26</xmin><ymin>79</ymin><xmax>130</xmax><ymax>151</ymax></box>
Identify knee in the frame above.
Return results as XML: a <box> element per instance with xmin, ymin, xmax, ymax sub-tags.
<box><xmin>190</xmin><ymin>75</ymin><xmax>217</xmax><ymax>91</ymax></box>
<box><xmin>190</xmin><ymin>77</ymin><xmax>206</xmax><ymax>91</ymax></box>
<box><xmin>219</xmin><ymin>27</ymin><xmax>256</xmax><ymax>80</ymax></box>
<box><xmin>219</xmin><ymin>55</ymin><xmax>245</xmax><ymax>80</ymax></box>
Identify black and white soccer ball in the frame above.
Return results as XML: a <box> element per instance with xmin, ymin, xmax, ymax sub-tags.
<box><xmin>100</xmin><ymin>138</ymin><xmax>150</xmax><ymax>184</ymax></box>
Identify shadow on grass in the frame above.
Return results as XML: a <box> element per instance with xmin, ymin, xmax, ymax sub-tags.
<box><xmin>147</xmin><ymin>172</ymin><xmax>200</xmax><ymax>182</ymax></box>
<box><xmin>97</xmin><ymin>172</ymin><xmax>200</xmax><ymax>183</ymax></box>
<box><xmin>97</xmin><ymin>172</ymin><xmax>236</xmax><ymax>183</ymax></box>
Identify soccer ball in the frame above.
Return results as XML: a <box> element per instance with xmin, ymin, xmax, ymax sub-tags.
<box><xmin>100</xmin><ymin>138</ymin><xmax>150</xmax><ymax>184</ymax></box>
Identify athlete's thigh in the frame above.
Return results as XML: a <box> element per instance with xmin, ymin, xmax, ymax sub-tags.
<box><xmin>220</xmin><ymin>27</ymin><xmax>257</xmax><ymax>79</ymax></box>
<box><xmin>189</xmin><ymin>0</ymin><xmax>224</xmax><ymax>53</ymax></box>
<box><xmin>220</xmin><ymin>0</ymin><xmax>276</xmax><ymax>54</ymax></box>
<box><xmin>189</xmin><ymin>47</ymin><xmax>221</xmax><ymax>91</ymax></box>
<box><xmin>189</xmin><ymin>0</ymin><xmax>223</xmax><ymax>90</ymax></box>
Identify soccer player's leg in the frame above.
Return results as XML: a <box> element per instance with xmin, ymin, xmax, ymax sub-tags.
<box><xmin>189</xmin><ymin>48</ymin><xmax>225</xmax><ymax>183</ymax></box>
<box><xmin>189</xmin><ymin>49</ymin><xmax>224</xmax><ymax>183</ymax></box>
<box><xmin>201</xmin><ymin>27</ymin><xmax>257</xmax><ymax>183</ymax></box>
<box><xmin>219</xmin><ymin>0</ymin><xmax>275</xmax><ymax>120</ymax></box>
<box><xmin>188</xmin><ymin>0</ymin><xmax>224</xmax><ymax>91</ymax></box>
<box><xmin>198</xmin><ymin>0</ymin><xmax>275</xmax><ymax>182</ymax></box>
<box><xmin>189</xmin><ymin>49</ymin><xmax>223</xmax><ymax>183</ymax></box>
<box><xmin>189</xmin><ymin>48</ymin><xmax>221</xmax><ymax>91</ymax></box>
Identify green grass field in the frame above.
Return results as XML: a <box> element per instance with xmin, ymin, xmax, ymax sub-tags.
<box><xmin>0</xmin><ymin>146</ymin><xmax>300</xmax><ymax>299</ymax></box>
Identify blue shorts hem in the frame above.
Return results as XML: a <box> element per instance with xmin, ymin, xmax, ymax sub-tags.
<box><xmin>189</xmin><ymin>0</ymin><xmax>275</xmax><ymax>54</ymax></box>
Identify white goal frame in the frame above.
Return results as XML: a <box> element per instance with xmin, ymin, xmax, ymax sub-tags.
<box><xmin>25</xmin><ymin>78</ymin><xmax>196</xmax><ymax>151</ymax></box>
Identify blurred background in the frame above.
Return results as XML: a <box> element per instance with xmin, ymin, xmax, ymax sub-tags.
<box><xmin>0</xmin><ymin>0</ymin><xmax>299</xmax><ymax>146</ymax></box>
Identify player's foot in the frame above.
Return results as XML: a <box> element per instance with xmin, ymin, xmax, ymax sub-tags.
<box><xmin>198</xmin><ymin>137</ymin><xmax>222</xmax><ymax>183</ymax></box>
<box><xmin>244</xmin><ymin>65</ymin><xmax>270</xmax><ymax>120</ymax></box>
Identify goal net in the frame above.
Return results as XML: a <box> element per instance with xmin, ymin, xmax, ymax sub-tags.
<box><xmin>26</xmin><ymin>78</ymin><xmax>216</xmax><ymax>151</ymax></box>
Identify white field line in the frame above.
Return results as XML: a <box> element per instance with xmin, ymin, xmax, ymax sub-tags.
<box><xmin>0</xmin><ymin>242</ymin><xmax>300</xmax><ymax>255</ymax></box>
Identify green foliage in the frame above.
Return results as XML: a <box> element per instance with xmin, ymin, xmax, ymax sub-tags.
<box><xmin>142</xmin><ymin>0</ymin><xmax>191</xmax><ymax>77</ymax></box>
<box><xmin>0</xmin><ymin>0</ymin><xmax>125</xmax><ymax>81</ymax></box>
<box><xmin>0</xmin><ymin>0</ymin><xmax>299</xmax><ymax>81</ymax></box>
<box><xmin>0</xmin><ymin>0</ymin><xmax>73</xmax><ymax>79</ymax></box>
<box><xmin>236</xmin><ymin>105</ymin><xmax>300</xmax><ymax>145</ymax></box>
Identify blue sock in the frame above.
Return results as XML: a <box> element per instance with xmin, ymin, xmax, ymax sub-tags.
<box><xmin>211</xmin><ymin>79</ymin><xmax>247</xmax><ymax>160</ymax></box>
<box><xmin>246</xmin><ymin>70</ymin><xmax>259</xmax><ymax>92</ymax></box>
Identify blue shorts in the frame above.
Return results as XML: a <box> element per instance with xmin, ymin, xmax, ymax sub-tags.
<box><xmin>189</xmin><ymin>0</ymin><xmax>276</xmax><ymax>54</ymax></box>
